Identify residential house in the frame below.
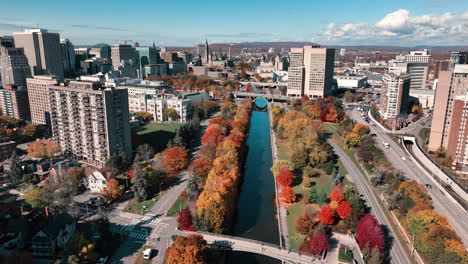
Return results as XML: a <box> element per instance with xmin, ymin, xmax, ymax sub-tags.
<box><xmin>31</xmin><ymin>213</ymin><xmax>75</xmax><ymax>257</ymax></box>
<box><xmin>85</xmin><ymin>167</ymin><xmax>114</xmax><ymax>193</ymax></box>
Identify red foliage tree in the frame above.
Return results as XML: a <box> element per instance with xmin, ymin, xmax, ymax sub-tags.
<box><xmin>330</xmin><ymin>186</ymin><xmax>345</xmax><ymax>202</ymax></box>
<box><xmin>276</xmin><ymin>166</ymin><xmax>293</xmax><ymax>187</ymax></box>
<box><xmin>296</xmin><ymin>213</ymin><xmax>316</xmax><ymax>235</ymax></box>
<box><xmin>336</xmin><ymin>201</ymin><xmax>352</xmax><ymax>220</ymax></box>
<box><xmin>279</xmin><ymin>187</ymin><xmax>297</xmax><ymax>203</ymax></box>
<box><xmin>201</xmin><ymin>125</ymin><xmax>224</xmax><ymax>147</ymax></box>
<box><xmin>309</xmin><ymin>232</ymin><xmax>330</xmax><ymax>256</ymax></box>
<box><xmin>190</xmin><ymin>160</ymin><xmax>212</xmax><ymax>179</ymax></box>
<box><xmin>318</xmin><ymin>205</ymin><xmax>335</xmax><ymax>225</ymax></box>
<box><xmin>320</xmin><ymin>109</ymin><xmax>328</xmax><ymax>122</ymax></box>
<box><xmin>177</xmin><ymin>208</ymin><xmax>194</xmax><ymax>230</ymax></box>
<box><xmin>163</xmin><ymin>147</ymin><xmax>189</xmax><ymax>174</ymax></box>
<box><xmin>356</xmin><ymin>214</ymin><xmax>385</xmax><ymax>251</ymax></box>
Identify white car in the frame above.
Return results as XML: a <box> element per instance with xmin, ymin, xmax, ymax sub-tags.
<box><xmin>401</xmin><ymin>156</ymin><xmax>406</xmax><ymax>161</ymax></box>
<box><xmin>143</xmin><ymin>248</ymin><xmax>153</xmax><ymax>259</ymax></box>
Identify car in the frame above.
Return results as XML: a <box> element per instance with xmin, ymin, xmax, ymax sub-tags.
<box><xmin>2</xmin><ymin>182</ymin><xmax>12</xmax><ymax>188</ymax></box>
<box><xmin>425</xmin><ymin>184</ymin><xmax>432</xmax><ymax>189</ymax></box>
<box><xmin>96</xmin><ymin>257</ymin><xmax>109</xmax><ymax>264</ymax></box>
<box><xmin>401</xmin><ymin>156</ymin><xmax>406</xmax><ymax>161</ymax></box>
<box><xmin>143</xmin><ymin>248</ymin><xmax>154</xmax><ymax>259</ymax></box>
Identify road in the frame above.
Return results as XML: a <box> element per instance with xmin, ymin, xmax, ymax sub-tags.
<box><xmin>328</xmin><ymin>140</ymin><xmax>411</xmax><ymax>264</ymax></box>
<box><xmin>348</xmin><ymin>108</ymin><xmax>468</xmax><ymax>246</ymax></box>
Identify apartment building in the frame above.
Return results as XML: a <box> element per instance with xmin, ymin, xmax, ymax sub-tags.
<box><xmin>48</xmin><ymin>81</ymin><xmax>131</xmax><ymax>167</ymax></box>
<box><xmin>286</xmin><ymin>46</ymin><xmax>335</xmax><ymax>98</ymax></box>
<box><xmin>0</xmin><ymin>85</ymin><xmax>30</xmax><ymax>120</ymax></box>
<box><xmin>147</xmin><ymin>94</ymin><xmax>192</xmax><ymax>122</ymax></box>
<box><xmin>429</xmin><ymin>65</ymin><xmax>468</xmax><ymax>152</ymax></box>
<box><xmin>379</xmin><ymin>73</ymin><xmax>410</xmax><ymax>119</ymax></box>
<box><xmin>26</xmin><ymin>75</ymin><xmax>60</xmax><ymax>125</ymax></box>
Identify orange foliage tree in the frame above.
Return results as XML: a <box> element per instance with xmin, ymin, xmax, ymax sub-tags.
<box><xmin>336</xmin><ymin>201</ymin><xmax>352</xmax><ymax>220</ymax></box>
<box><xmin>166</xmin><ymin>234</ymin><xmax>208</xmax><ymax>264</ymax></box>
<box><xmin>296</xmin><ymin>213</ymin><xmax>316</xmax><ymax>235</ymax></box>
<box><xmin>330</xmin><ymin>186</ymin><xmax>345</xmax><ymax>202</ymax></box>
<box><xmin>279</xmin><ymin>187</ymin><xmax>297</xmax><ymax>203</ymax></box>
<box><xmin>318</xmin><ymin>205</ymin><xmax>335</xmax><ymax>225</ymax></box>
<box><xmin>102</xmin><ymin>179</ymin><xmax>123</xmax><ymax>201</ymax></box>
<box><xmin>163</xmin><ymin>147</ymin><xmax>189</xmax><ymax>174</ymax></box>
<box><xmin>276</xmin><ymin>166</ymin><xmax>293</xmax><ymax>187</ymax></box>
<box><xmin>190</xmin><ymin>160</ymin><xmax>212</xmax><ymax>179</ymax></box>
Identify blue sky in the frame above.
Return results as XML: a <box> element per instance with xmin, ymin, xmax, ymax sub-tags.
<box><xmin>0</xmin><ymin>0</ymin><xmax>467</xmax><ymax>46</ymax></box>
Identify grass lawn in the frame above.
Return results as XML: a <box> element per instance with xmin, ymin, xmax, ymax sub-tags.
<box><xmin>286</xmin><ymin>201</ymin><xmax>320</xmax><ymax>250</ymax></box>
<box><xmin>167</xmin><ymin>194</ymin><xmax>187</xmax><ymax>216</ymax></box>
<box><xmin>277</xmin><ymin>139</ymin><xmax>291</xmax><ymax>161</ymax></box>
<box><xmin>134</xmin><ymin>122</ymin><xmax>183</xmax><ymax>152</ymax></box>
<box><xmin>124</xmin><ymin>193</ymin><xmax>162</xmax><ymax>215</ymax></box>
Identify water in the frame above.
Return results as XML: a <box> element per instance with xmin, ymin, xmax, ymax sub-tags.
<box><xmin>227</xmin><ymin>110</ymin><xmax>280</xmax><ymax>264</ymax></box>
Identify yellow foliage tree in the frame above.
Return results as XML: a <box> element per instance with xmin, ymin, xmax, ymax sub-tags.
<box><xmin>28</xmin><ymin>140</ymin><xmax>60</xmax><ymax>158</ymax></box>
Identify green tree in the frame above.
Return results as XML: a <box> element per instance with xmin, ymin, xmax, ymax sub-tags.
<box><xmin>131</xmin><ymin>163</ymin><xmax>148</xmax><ymax>202</ymax></box>
<box><xmin>309</xmin><ymin>187</ymin><xmax>320</xmax><ymax>204</ymax></box>
<box><xmin>7</xmin><ymin>152</ymin><xmax>23</xmax><ymax>182</ymax></box>
<box><xmin>24</xmin><ymin>188</ymin><xmax>46</xmax><ymax>208</ymax></box>
<box><xmin>106</xmin><ymin>150</ymin><xmax>132</xmax><ymax>174</ymax></box>
<box><xmin>163</xmin><ymin>108</ymin><xmax>180</xmax><ymax>121</ymax></box>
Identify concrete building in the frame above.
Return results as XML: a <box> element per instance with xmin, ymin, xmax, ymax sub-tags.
<box><xmin>429</xmin><ymin>65</ymin><xmax>468</xmax><ymax>152</ymax></box>
<box><xmin>335</xmin><ymin>76</ymin><xmax>367</xmax><ymax>89</ymax></box>
<box><xmin>405</xmin><ymin>49</ymin><xmax>431</xmax><ymax>63</ymax></box>
<box><xmin>147</xmin><ymin>94</ymin><xmax>192</xmax><ymax>122</ymax></box>
<box><xmin>445</xmin><ymin>94</ymin><xmax>468</xmax><ymax>168</ymax></box>
<box><xmin>409</xmin><ymin>89</ymin><xmax>435</xmax><ymax>109</ymax></box>
<box><xmin>0</xmin><ymin>85</ymin><xmax>30</xmax><ymax>120</ymax></box>
<box><xmin>60</xmin><ymin>39</ymin><xmax>75</xmax><ymax>77</ymax></box>
<box><xmin>0</xmin><ymin>46</ymin><xmax>31</xmax><ymax>87</ymax></box>
<box><xmin>111</xmin><ymin>44</ymin><xmax>135</xmax><ymax>70</ymax></box>
<box><xmin>143</xmin><ymin>64</ymin><xmax>168</xmax><ymax>78</ymax></box>
<box><xmin>48</xmin><ymin>81</ymin><xmax>131</xmax><ymax>167</ymax></box>
<box><xmin>135</xmin><ymin>46</ymin><xmax>159</xmax><ymax>78</ymax></box>
<box><xmin>26</xmin><ymin>75</ymin><xmax>59</xmax><ymax>125</ymax></box>
<box><xmin>89</xmin><ymin>44</ymin><xmax>111</xmax><ymax>59</ymax></box>
<box><xmin>339</xmin><ymin>48</ymin><xmax>346</xmax><ymax>56</ymax></box>
<box><xmin>196</xmin><ymin>39</ymin><xmax>210</xmax><ymax>65</ymax></box>
<box><xmin>13</xmin><ymin>29</ymin><xmax>63</xmax><ymax>79</ymax></box>
<box><xmin>160</xmin><ymin>52</ymin><xmax>180</xmax><ymax>63</ymax></box>
<box><xmin>379</xmin><ymin>73</ymin><xmax>410</xmax><ymax>119</ymax></box>
<box><xmin>287</xmin><ymin>48</ymin><xmax>305</xmax><ymax>97</ymax></box>
<box><xmin>450</xmin><ymin>51</ymin><xmax>468</xmax><ymax>71</ymax></box>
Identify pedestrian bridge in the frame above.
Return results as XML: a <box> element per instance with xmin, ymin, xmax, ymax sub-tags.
<box><xmin>178</xmin><ymin>231</ymin><xmax>322</xmax><ymax>264</ymax></box>
<box><xmin>234</xmin><ymin>92</ymin><xmax>293</xmax><ymax>102</ymax></box>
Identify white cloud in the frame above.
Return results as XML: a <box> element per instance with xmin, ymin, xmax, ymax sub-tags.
<box><xmin>319</xmin><ymin>9</ymin><xmax>468</xmax><ymax>45</ymax></box>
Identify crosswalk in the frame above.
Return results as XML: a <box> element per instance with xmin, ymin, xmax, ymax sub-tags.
<box><xmin>128</xmin><ymin>231</ymin><xmax>147</xmax><ymax>241</ymax></box>
<box><xmin>140</xmin><ymin>215</ymin><xmax>169</xmax><ymax>227</ymax></box>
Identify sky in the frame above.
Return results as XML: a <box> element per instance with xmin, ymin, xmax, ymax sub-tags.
<box><xmin>0</xmin><ymin>0</ymin><xmax>467</xmax><ymax>46</ymax></box>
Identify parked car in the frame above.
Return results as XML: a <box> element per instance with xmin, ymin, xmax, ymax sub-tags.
<box><xmin>96</xmin><ymin>257</ymin><xmax>109</xmax><ymax>264</ymax></box>
<box><xmin>143</xmin><ymin>248</ymin><xmax>154</xmax><ymax>259</ymax></box>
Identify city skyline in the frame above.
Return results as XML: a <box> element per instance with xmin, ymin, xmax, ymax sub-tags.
<box><xmin>0</xmin><ymin>0</ymin><xmax>467</xmax><ymax>46</ymax></box>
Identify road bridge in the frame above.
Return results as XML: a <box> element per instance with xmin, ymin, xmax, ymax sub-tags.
<box><xmin>240</xmin><ymin>81</ymin><xmax>288</xmax><ymax>88</ymax></box>
<box><xmin>234</xmin><ymin>91</ymin><xmax>292</xmax><ymax>102</ymax></box>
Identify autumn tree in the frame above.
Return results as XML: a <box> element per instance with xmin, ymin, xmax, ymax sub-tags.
<box><xmin>66</xmin><ymin>167</ymin><xmax>85</xmax><ymax>186</ymax></box>
<box><xmin>309</xmin><ymin>232</ymin><xmax>330</xmax><ymax>256</ymax></box>
<box><xmin>326</xmin><ymin>107</ymin><xmax>340</xmax><ymax>122</ymax></box>
<box><xmin>24</xmin><ymin>187</ymin><xmax>46</xmax><ymax>208</ymax></box>
<box><xmin>352</xmin><ymin>123</ymin><xmax>370</xmax><ymax>137</ymax></box>
<box><xmin>279</xmin><ymin>187</ymin><xmax>296</xmax><ymax>203</ymax></box>
<box><xmin>357</xmin><ymin>214</ymin><xmax>385</xmax><ymax>251</ymax></box>
<box><xmin>330</xmin><ymin>186</ymin><xmax>345</xmax><ymax>202</ymax></box>
<box><xmin>336</xmin><ymin>201</ymin><xmax>352</xmax><ymax>220</ymax></box>
<box><xmin>166</xmin><ymin>235</ymin><xmax>208</xmax><ymax>264</ymax></box>
<box><xmin>163</xmin><ymin>147</ymin><xmax>188</xmax><ymax>174</ymax></box>
<box><xmin>102</xmin><ymin>179</ymin><xmax>123</xmax><ymax>201</ymax></box>
<box><xmin>203</xmin><ymin>100</ymin><xmax>219</xmax><ymax>116</ymax></box>
<box><xmin>190</xmin><ymin>160</ymin><xmax>212</xmax><ymax>179</ymax></box>
<box><xmin>28</xmin><ymin>140</ymin><xmax>60</xmax><ymax>158</ymax></box>
<box><xmin>22</xmin><ymin>124</ymin><xmax>37</xmax><ymax>137</ymax></box>
<box><xmin>134</xmin><ymin>111</ymin><xmax>153</xmax><ymax>122</ymax></box>
<box><xmin>318</xmin><ymin>205</ymin><xmax>335</xmax><ymax>225</ymax></box>
<box><xmin>177</xmin><ymin>208</ymin><xmax>193</xmax><ymax>230</ymax></box>
<box><xmin>296</xmin><ymin>213</ymin><xmax>316</xmax><ymax>235</ymax></box>
<box><xmin>276</xmin><ymin>166</ymin><xmax>293</xmax><ymax>187</ymax></box>
<box><xmin>344</xmin><ymin>132</ymin><xmax>361</xmax><ymax>148</ymax></box>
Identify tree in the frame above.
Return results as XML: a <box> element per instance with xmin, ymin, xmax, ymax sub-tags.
<box><xmin>106</xmin><ymin>150</ymin><xmax>132</xmax><ymax>174</ymax></box>
<box><xmin>190</xmin><ymin>160</ymin><xmax>212</xmax><ymax>179</ymax></box>
<box><xmin>279</xmin><ymin>187</ymin><xmax>296</xmax><ymax>203</ymax></box>
<box><xmin>166</xmin><ymin>235</ymin><xmax>208</xmax><ymax>264</ymax></box>
<box><xmin>24</xmin><ymin>187</ymin><xmax>46</xmax><ymax>208</ymax></box>
<box><xmin>22</xmin><ymin>124</ymin><xmax>37</xmax><ymax>137</ymax></box>
<box><xmin>308</xmin><ymin>187</ymin><xmax>320</xmax><ymax>204</ymax></box>
<box><xmin>343</xmin><ymin>91</ymin><xmax>354</xmax><ymax>102</ymax></box>
<box><xmin>296</xmin><ymin>213</ymin><xmax>316</xmax><ymax>235</ymax></box>
<box><xmin>309</xmin><ymin>232</ymin><xmax>330</xmax><ymax>256</ymax></box>
<box><xmin>163</xmin><ymin>108</ymin><xmax>180</xmax><ymax>121</ymax></box>
<box><xmin>291</xmin><ymin>148</ymin><xmax>308</xmax><ymax>170</ymax></box>
<box><xmin>326</xmin><ymin>108</ymin><xmax>340</xmax><ymax>122</ymax></box>
<box><xmin>7</xmin><ymin>152</ymin><xmax>22</xmax><ymax>182</ymax></box>
<box><xmin>134</xmin><ymin>111</ymin><xmax>153</xmax><ymax>122</ymax></box>
<box><xmin>356</xmin><ymin>214</ymin><xmax>385</xmax><ymax>251</ymax></box>
<box><xmin>131</xmin><ymin>163</ymin><xmax>148</xmax><ymax>202</ymax></box>
<box><xmin>330</xmin><ymin>186</ymin><xmax>345</xmax><ymax>202</ymax></box>
<box><xmin>336</xmin><ymin>201</ymin><xmax>352</xmax><ymax>220</ymax></box>
<box><xmin>67</xmin><ymin>255</ymin><xmax>80</xmax><ymax>264</ymax></box>
<box><xmin>177</xmin><ymin>208</ymin><xmax>193</xmax><ymax>230</ymax></box>
<box><xmin>318</xmin><ymin>205</ymin><xmax>335</xmax><ymax>225</ymax></box>
<box><xmin>276</xmin><ymin>166</ymin><xmax>293</xmax><ymax>187</ymax></box>
<box><xmin>136</xmin><ymin>144</ymin><xmax>155</xmax><ymax>160</ymax></box>
<box><xmin>353</xmin><ymin>123</ymin><xmax>370</xmax><ymax>136</ymax></box>
<box><xmin>27</xmin><ymin>140</ymin><xmax>60</xmax><ymax>158</ymax></box>
<box><xmin>102</xmin><ymin>179</ymin><xmax>123</xmax><ymax>201</ymax></box>
<box><xmin>163</xmin><ymin>147</ymin><xmax>189</xmax><ymax>174</ymax></box>
<box><xmin>344</xmin><ymin>132</ymin><xmax>361</xmax><ymax>148</ymax></box>
<box><xmin>66</xmin><ymin>167</ymin><xmax>85</xmax><ymax>186</ymax></box>
<box><xmin>203</xmin><ymin>100</ymin><xmax>219</xmax><ymax>116</ymax></box>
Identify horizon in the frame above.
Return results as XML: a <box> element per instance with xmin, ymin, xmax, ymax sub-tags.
<box><xmin>1</xmin><ymin>0</ymin><xmax>467</xmax><ymax>46</ymax></box>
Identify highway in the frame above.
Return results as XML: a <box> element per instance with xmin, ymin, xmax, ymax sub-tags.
<box><xmin>348</xmin><ymin>108</ymin><xmax>468</xmax><ymax>246</ymax></box>
<box><xmin>328</xmin><ymin>140</ymin><xmax>411</xmax><ymax>264</ymax></box>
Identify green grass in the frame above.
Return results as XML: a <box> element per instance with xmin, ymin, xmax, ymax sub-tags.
<box><xmin>338</xmin><ymin>246</ymin><xmax>354</xmax><ymax>263</ymax></box>
<box><xmin>134</xmin><ymin>122</ymin><xmax>183</xmax><ymax>152</ymax></box>
<box><xmin>124</xmin><ymin>193</ymin><xmax>162</xmax><ymax>215</ymax></box>
<box><xmin>277</xmin><ymin>139</ymin><xmax>291</xmax><ymax>161</ymax></box>
<box><xmin>14</xmin><ymin>183</ymin><xmax>30</xmax><ymax>192</ymax></box>
<box><xmin>167</xmin><ymin>195</ymin><xmax>187</xmax><ymax>216</ymax></box>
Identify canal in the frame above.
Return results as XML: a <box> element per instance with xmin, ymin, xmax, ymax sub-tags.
<box><xmin>227</xmin><ymin>107</ymin><xmax>280</xmax><ymax>264</ymax></box>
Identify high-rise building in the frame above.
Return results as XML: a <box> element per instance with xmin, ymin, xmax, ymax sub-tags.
<box><xmin>450</xmin><ymin>51</ymin><xmax>468</xmax><ymax>71</ymax></box>
<box><xmin>390</xmin><ymin>50</ymin><xmax>431</xmax><ymax>90</ymax></box>
<box><xmin>49</xmin><ymin>81</ymin><xmax>131</xmax><ymax>167</ymax></box>
<box><xmin>196</xmin><ymin>38</ymin><xmax>210</xmax><ymax>65</ymax></box>
<box><xmin>0</xmin><ymin>85</ymin><xmax>30</xmax><ymax>120</ymax></box>
<box><xmin>0</xmin><ymin>36</ymin><xmax>15</xmax><ymax>48</ymax></box>
<box><xmin>13</xmin><ymin>29</ymin><xmax>64</xmax><ymax>79</ymax></box>
<box><xmin>135</xmin><ymin>45</ymin><xmax>159</xmax><ymax>79</ymax></box>
<box><xmin>60</xmin><ymin>39</ymin><xmax>76</xmax><ymax>77</ymax></box>
<box><xmin>429</xmin><ymin>65</ymin><xmax>468</xmax><ymax>152</ymax></box>
<box><xmin>0</xmin><ymin>46</ymin><xmax>31</xmax><ymax>87</ymax></box>
<box><xmin>286</xmin><ymin>46</ymin><xmax>335</xmax><ymax>98</ymax></box>
<box><xmin>89</xmin><ymin>44</ymin><xmax>111</xmax><ymax>59</ymax></box>
<box><xmin>432</xmin><ymin>60</ymin><xmax>450</xmax><ymax>79</ymax></box>
<box><xmin>339</xmin><ymin>48</ymin><xmax>346</xmax><ymax>56</ymax></box>
<box><xmin>445</xmin><ymin>94</ymin><xmax>468</xmax><ymax>168</ymax></box>
<box><xmin>26</xmin><ymin>75</ymin><xmax>59</xmax><ymax>125</ymax></box>
<box><xmin>405</xmin><ymin>49</ymin><xmax>431</xmax><ymax>63</ymax></box>
<box><xmin>111</xmin><ymin>44</ymin><xmax>135</xmax><ymax>70</ymax></box>
<box><xmin>379</xmin><ymin>72</ymin><xmax>410</xmax><ymax>119</ymax></box>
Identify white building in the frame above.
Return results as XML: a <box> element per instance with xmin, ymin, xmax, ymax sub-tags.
<box><xmin>335</xmin><ymin>76</ymin><xmax>367</xmax><ymax>89</ymax></box>
<box><xmin>147</xmin><ymin>94</ymin><xmax>192</xmax><ymax>122</ymax></box>
<box><xmin>409</xmin><ymin>89</ymin><xmax>435</xmax><ymax>109</ymax></box>
<box><xmin>85</xmin><ymin>167</ymin><xmax>114</xmax><ymax>192</ymax></box>
<box><xmin>380</xmin><ymin>73</ymin><xmax>411</xmax><ymax>119</ymax></box>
